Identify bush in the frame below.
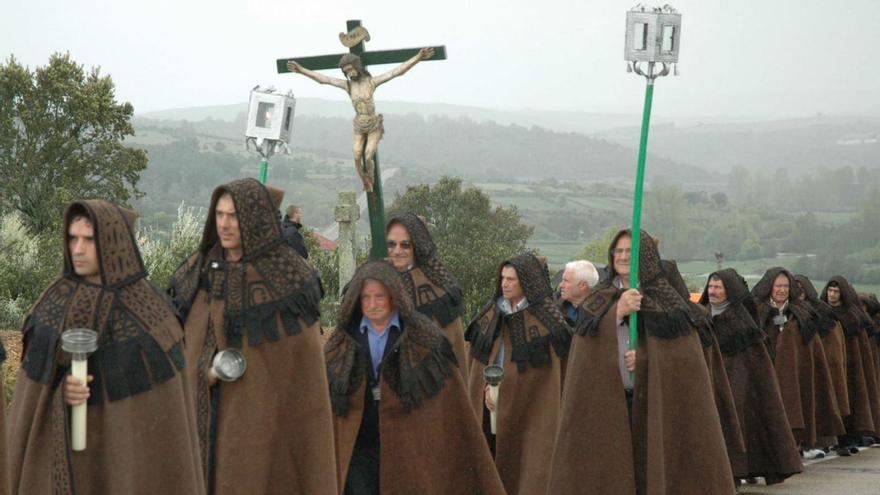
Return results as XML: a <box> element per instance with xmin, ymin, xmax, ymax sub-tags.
<box><xmin>0</xmin><ymin>213</ymin><xmax>60</xmax><ymax>329</ymax></box>
<box><xmin>137</xmin><ymin>202</ymin><xmax>204</xmax><ymax>289</ymax></box>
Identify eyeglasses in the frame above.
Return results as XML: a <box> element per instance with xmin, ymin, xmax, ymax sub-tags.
<box><xmin>611</xmin><ymin>248</ymin><xmax>632</xmax><ymax>256</ymax></box>
<box><xmin>387</xmin><ymin>240</ymin><xmax>413</xmax><ymax>250</ymax></box>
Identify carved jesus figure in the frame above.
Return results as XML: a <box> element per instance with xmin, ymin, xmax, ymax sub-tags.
<box><xmin>287</xmin><ymin>47</ymin><xmax>434</xmax><ymax>192</ymax></box>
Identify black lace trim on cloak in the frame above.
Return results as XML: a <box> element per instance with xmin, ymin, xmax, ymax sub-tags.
<box><xmin>325</xmin><ymin>316</ymin><xmax>457</xmax><ymax>416</ymax></box>
<box><xmin>757</xmin><ymin>303</ymin><xmax>819</xmax><ymax>345</ymax></box>
<box><xmin>694</xmin><ymin>314</ymin><xmax>715</xmax><ymax>348</ymax></box>
<box><xmin>830</xmin><ymin>306</ymin><xmax>868</xmax><ymax>339</ymax></box>
<box><xmin>325</xmin><ymin>330</ymin><xmax>367</xmax><ymax>417</ymax></box>
<box><xmin>576</xmin><ymin>288</ymin><xmax>693</xmax><ymax>341</ymax></box>
<box><xmin>21</xmin><ymin>294</ymin><xmax>185</xmax><ymax>404</ymax></box>
<box><xmin>167</xmin><ymin>253</ymin><xmax>202</xmax><ymax>322</ymax></box>
<box><xmin>223</xmin><ymin>279</ymin><xmax>322</xmax><ymax>348</ymax></box>
<box><xmin>381</xmin><ymin>321</ymin><xmax>457</xmax><ymax>412</ymax></box>
<box><xmin>712</xmin><ymin>306</ymin><xmax>768</xmax><ymax>357</ymax></box>
<box><xmin>810</xmin><ymin>304</ymin><xmax>841</xmax><ymax>338</ymax></box>
<box><xmin>465</xmin><ymin>302</ymin><xmax>571</xmax><ymax>373</ymax></box>
<box><xmin>416</xmin><ymin>286</ymin><xmax>464</xmax><ymax>327</ymax></box>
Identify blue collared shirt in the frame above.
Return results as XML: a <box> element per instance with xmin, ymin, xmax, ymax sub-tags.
<box><xmin>359</xmin><ymin>312</ymin><xmax>401</xmax><ymax>378</ymax></box>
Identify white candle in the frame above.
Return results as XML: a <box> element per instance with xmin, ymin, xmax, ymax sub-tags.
<box><xmin>488</xmin><ymin>384</ymin><xmax>499</xmax><ymax>435</ymax></box>
<box><xmin>70</xmin><ymin>359</ymin><xmax>88</xmax><ymax>451</ymax></box>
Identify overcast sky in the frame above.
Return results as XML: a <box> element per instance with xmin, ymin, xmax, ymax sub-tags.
<box><xmin>3</xmin><ymin>0</ymin><xmax>878</xmax><ymax>121</ymax></box>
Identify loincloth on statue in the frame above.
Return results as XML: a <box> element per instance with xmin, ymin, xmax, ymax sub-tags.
<box><xmin>353</xmin><ymin>113</ymin><xmax>384</xmax><ymax>138</ymax></box>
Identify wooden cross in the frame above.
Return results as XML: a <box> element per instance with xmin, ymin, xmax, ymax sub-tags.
<box><xmin>277</xmin><ymin>19</ymin><xmax>446</xmax><ymax>260</ymax></box>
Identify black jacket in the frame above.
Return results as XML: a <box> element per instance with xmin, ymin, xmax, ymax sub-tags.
<box><xmin>282</xmin><ymin>215</ymin><xmax>309</xmax><ymax>259</ymax></box>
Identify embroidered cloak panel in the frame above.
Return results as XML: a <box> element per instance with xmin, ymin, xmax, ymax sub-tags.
<box><xmin>7</xmin><ymin>200</ymin><xmax>205</xmax><ymax>495</ymax></box>
<box><xmin>168</xmin><ymin>179</ymin><xmax>336</xmax><ymax>495</ymax></box>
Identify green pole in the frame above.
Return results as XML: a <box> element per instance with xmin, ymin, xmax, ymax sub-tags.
<box><xmin>367</xmin><ymin>153</ymin><xmax>388</xmax><ymax>260</ymax></box>
<box><xmin>628</xmin><ymin>79</ymin><xmax>655</xmax><ymax>354</ymax></box>
<box><xmin>258</xmin><ymin>159</ymin><xmax>268</xmax><ymax>184</ymax></box>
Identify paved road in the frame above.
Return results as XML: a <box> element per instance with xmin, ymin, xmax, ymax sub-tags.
<box><xmin>738</xmin><ymin>446</ymin><xmax>880</xmax><ymax>494</ymax></box>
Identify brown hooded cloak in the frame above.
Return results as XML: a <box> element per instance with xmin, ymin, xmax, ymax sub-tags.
<box><xmin>795</xmin><ymin>274</ymin><xmax>850</xmax><ymax>418</ymax></box>
<box><xmin>752</xmin><ymin>267</ymin><xmax>844</xmax><ymax>445</ymax></box>
<box><xmin>1</xmin><ymin>340</ymin><xmax>6</xmax><ymax>495</ymax></box>
<box><xmin>386</xmin><ymin>213</ymin><xmax>468</xmax><ymax>380</ymax></box>
<box><xmin>6</xmin><ymin>200</ymin><xmax>205</xmax><ymax>495</ymax></box>
<box><xmin>821</xmin><ymin>276</ymin><xmax>880</xmax><ymax>437</ymax></box>
<box><xmin>168</xmin><ymin>179</ymin><xmax>336</xmax><ymax>495</ymax></box>
<box><xmin>860</xmin><ymin>292</ymin><xmax>880</xmax><ymax>390</ymax></box>
<box><xmin>325</xmin><ymin>261</ymin><xmax>505</xmax><ymax>494</ymax></box>
<box><xmin>662</xmin><ymin>260</ymin><xmax>746</xmax><ymax>460</ymax></box>
<box><xmin>465</xmin><ymin>253</ymin><xmax>571</xmax><ymax>495</ymax></box>
<box><xmin>547</xmin><ymin>230</ymin><xmax>734</xmax><ymax>495</ymax></box>
<box><xmin>700</xmin><ymin>269</ymin><xmax>802</xmax><ymax>483</ymax></box>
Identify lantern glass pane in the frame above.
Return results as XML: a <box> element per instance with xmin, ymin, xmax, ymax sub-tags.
<box><xmin>634</xmin><ymin>23</ymin><xmax>648</xmax><ymax>51</ymax></box>
<box><xmin>256</xmin><ymin>102</ymin><xmax>275</xmax><ymax>128</ymax></box>
<box><xmin>283</xmin><ymin>107</ymin><xmax>292</xmax><ymax>131</ymax></box>
<box><xmin>662</xmin><ymin>25</ymin><xmax>676</xmax><ymax>53</ymax></box>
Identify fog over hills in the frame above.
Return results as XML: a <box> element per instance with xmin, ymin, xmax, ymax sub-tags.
<box><xmin>138</xmin><ymin>98</ymin><xmax>880</xmax><ymax>177</ymax></box>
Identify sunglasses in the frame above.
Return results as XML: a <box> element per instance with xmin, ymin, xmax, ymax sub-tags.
<box><xmin>387</xmin><ymin>240</ymin><xmax>413</xmax><ymax>250</ymax></box>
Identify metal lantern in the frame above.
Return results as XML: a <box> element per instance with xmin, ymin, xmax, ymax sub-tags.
<box><xmin>245</xmin><ymin>87</ymin><xmax>296</xmax><ymax>144</ymax></box>
<box><xmin>245</xmin><ymin>86</ymin><xmax>296</xmax><ymax>183</ymax></box>
<box><xmin>625</xmin><ymin>4</ymin><xmax>681</xmax><ymax>65</ymax></box>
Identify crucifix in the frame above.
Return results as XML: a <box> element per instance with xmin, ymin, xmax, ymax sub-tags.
<box><xmin>277</xmin><ymin>19</ymin><xmax>446</xmax><ymax>259</ymax></box>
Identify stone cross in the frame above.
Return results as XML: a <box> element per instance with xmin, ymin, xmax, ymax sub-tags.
<box><xmin>334</xmin><ymin>191</ymin><xmax>360</xmax><ymax>296</ymax></box>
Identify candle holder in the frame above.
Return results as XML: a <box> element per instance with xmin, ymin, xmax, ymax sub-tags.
<box><xmin>211</xmin><ymin>349</ymin><xmax>248</xmax><ymax>382</ymax></box>
<box><xmin>61</xmin><ymin>328</ymin><xmax>98</xmax><ymax>451</ymax></box>
<box><xmin>483</xmin><ymin>364</ymin><xmax>504</xmax><ymax>434</ymax></box>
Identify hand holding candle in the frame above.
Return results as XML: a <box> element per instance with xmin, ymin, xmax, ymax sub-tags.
<box><xmin>483</xmin><ymin>364</ymin><xmax>504</xmax><ymax>435</ymax></box>
<box><xmin>61</xmin><ymin>328</ymin><xmax>98</xmax><ymax>452</ymax></box>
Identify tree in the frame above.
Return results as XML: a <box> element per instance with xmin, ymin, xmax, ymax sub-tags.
<box><xmin>0</xmin><ymin>53</ymin><xmax>147</xmax><ymax>232</ymax></box>
<box><xmin>578</xmin><ymin>226</ymin><xmax>620</xmax><ymax>265</ymax></box>
<box><xmin>388</xmin><ymin>176</ymin><xmax>534</xmax><ymax>320</ymax></box>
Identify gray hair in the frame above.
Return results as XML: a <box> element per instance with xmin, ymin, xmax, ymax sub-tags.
<box><xmin>565</xmin><ymin>260</ymin><xmax>599</xmax><ymax>288</ymax></box>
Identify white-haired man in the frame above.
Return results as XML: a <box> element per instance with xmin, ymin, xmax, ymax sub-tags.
<box><xmin>558</xmin><ymin>260</ymin><xmax>600</xmax><ymax>326</ymax></box>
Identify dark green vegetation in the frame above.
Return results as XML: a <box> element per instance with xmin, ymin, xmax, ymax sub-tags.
<box><xmin>0</xmin><ymin>53</ymin><xmax>147</xmax><ymax>232</ymax></box>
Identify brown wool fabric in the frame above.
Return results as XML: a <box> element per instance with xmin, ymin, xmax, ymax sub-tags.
<box><xmin>465</xmin><ymin>253</ymin><xmax>571</xmax><ymax>495</ymax></box>
<box><xmin>860</xmin><ymin>293</ymin><xmax>880</xmax><ymax>401</ymax></box>
<box><xmin>168</xmin><ymin>179</ymin><xmax>336</xmax><ymax>495</ymax></box>
<box><xmin>386</xmin><ymin>213</ymin><xmax>469</xmax><ymax>381</ymax></box>
<box><xmin>821</xmin><ymin>276</ymin><xmax>880</xmax><ymax>436</ymax></box>
<box><xmin>326</xmin><ymin>261</ymin><xmax>505</xmax><ymax>494</ymax></box>
<box><xmin>752</xmin><ymin>268</ymin><xmax>845</xmax><ymax>444</ymax></box>
<box><xmin>699</xmin><ymin>269</ymin><xmax>802</xmax><ymax>482</ymax></box>
<box><xmin>663</xmin><ymin>262</ymin><xmax>746</xmax><ymax>460</ymax></box>
<box><xmin>796</xmin><ymin>275</ymin><xmax>850</xmax><ymax>417</ymax></box>
<box><xmin>7</xmin><ymin>200</ymin><xmax>205</xmax><ymax>495</ymax></box>
<box><xmin>548</xmin><ymin>230</ymin><xmax>734</xmax><ymax>495</ymax></box>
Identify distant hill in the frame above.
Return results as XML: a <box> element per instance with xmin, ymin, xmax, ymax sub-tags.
<box><xmin>596</xmin><ymin>115</ymin><xmax>880</xmax><ymax>173</ymax></box>
<box><xmin>138</xmin><ymin>97</ymin><xmax>668</xmax><ymax>136</ymax></box>
<box><xmin>132</xmin><ymin>112</ymin><xmax>707</xmax><ymax>183</ymax></box>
